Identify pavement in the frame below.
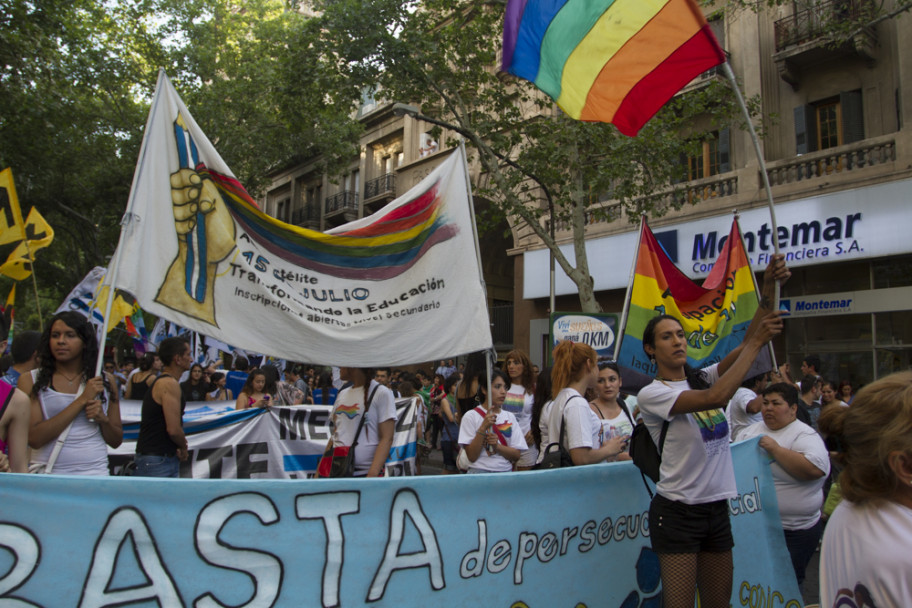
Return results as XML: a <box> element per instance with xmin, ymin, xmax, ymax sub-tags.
<box><xmin>415</xmin><ymin>445</ymin><xmax>822</xmax><ymax>607</ymax></box>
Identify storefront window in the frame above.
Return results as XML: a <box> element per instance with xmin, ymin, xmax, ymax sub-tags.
<box><xmin>872</xmin><ymin>254</ymin><xmax>912</xmax><ymax>288</ymax></box>
<box><xmin>785</xmin><ymin>313</ymin><xmax>873</xmax><ymax>387</ymax></box>
<box><xmin>786</xmin><ymin>259</ymin><xmax>869</xmax><ymax>295</ymax></box>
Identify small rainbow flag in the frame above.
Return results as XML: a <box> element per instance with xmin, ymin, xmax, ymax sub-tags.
<box><xmin>502</xmin><ymin>0</ymin><xmax>726</xmax><ymax>136</ymax></box>
<box><xmin>494</xmin><ymin>421</ymin><xmax>514</xmax><ymax>438</ymax></box>
<box><xmin>335</xmin><ymin>404</ymin><xmax>361</xmax><ymax>420</ymax></box>
<box><xmin>615</xmin><ymin>217</ymin><xmax>769</xmax><ymax>392</ymax></box>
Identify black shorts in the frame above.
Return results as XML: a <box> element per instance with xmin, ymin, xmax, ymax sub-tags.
<box><xmin>649</xmin><ymin>494</ymin><xmax>734</xmax><ymax>554</ymax></box>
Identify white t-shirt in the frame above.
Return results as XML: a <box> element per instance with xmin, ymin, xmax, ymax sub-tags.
<box><xmin>503</xmin><ymin>383</ymin><xmax>534</xmax><ymax>434</ymax></box>
<box><xmin>458</xmin><ymin>406</ymin><xmax>527</xmax><ymax>472</ymax></box>
<box><xmin>821</xmin><ymin>500</ymin><xmax>912</xmax><ymax>608</ymax></box>
<box><xmin>739</xmin><ymin>419</ymin><xmax>830</xmax><ymax>529</ymax></box>
<box><xmin>537</xmin><ymin>399</ymin><xmax>554</xmax><ymax>463</ymax></box>
<box><xmin>727</xmin><ymin>386</ymin><xmax>762</xmax><ymax>442</ymax></box>
<box><xmin>330</xmin><ymin>380</ymin><xmax>397</xmax><ymax>476</ymax></box>
<box><xmin>593</xmin><ymin>405</ymin><xmax>634</xmax><ymax>446</ymax></box>
<box><xmin>637</xmin><ymin>365</ymin><xmax>737</xmax><ymax>504</ymax></box>
<box><xmin>546</xmin><ymin>388</ymin><xmax>604</xmax><ymax>457</ymax></box>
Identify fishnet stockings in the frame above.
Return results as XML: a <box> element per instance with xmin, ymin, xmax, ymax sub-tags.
<box><xmin>658</xmin><ymin>551</ymin><xmax>733</xmax><ymax>608</ymax></box>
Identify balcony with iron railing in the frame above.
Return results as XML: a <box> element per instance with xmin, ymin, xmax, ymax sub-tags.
<box><xmin>364</xmin><ymin>173</ymin><xmax>396</xmax><ymax>204</ymax></box>
<box><xmin>774</xmin><ymin>0</ymin><xmax>872</xmax><ymax>50</ymax></box>
<box><xmin>772</xmin><ymin>0</ymin><xmax>875</xmax><ymax>86</ymax></box>
<box><xmin>291</xmin><ymin>205</ymin><xmax>320</xmax><ymax>226</ymax></box>
<box><xmin>324</xmin><ymin>190</ymin><xmax>359</xmax><ymax>216</ymax></box>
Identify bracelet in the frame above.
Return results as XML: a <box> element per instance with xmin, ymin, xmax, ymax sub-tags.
<box><xmin>476</xmin><ymin>430</ymin><xmax>486</xmax><ymax>436</ymax></box>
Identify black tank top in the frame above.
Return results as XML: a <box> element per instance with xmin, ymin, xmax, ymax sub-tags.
<box><xmin>130</xmin><ymin>372</ymin><xmax>154</xmax><ymax>401</ymax></box>
<box><xmin>136</xmin><ymin>375</ymin><xmax>186</xmax><ymax>456</ymax></box>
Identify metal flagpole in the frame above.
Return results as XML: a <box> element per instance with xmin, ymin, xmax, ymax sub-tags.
<box><xmin>722</xmin><ymin>62</ymin><xmax>782</xmax><ymax>306</ymax></box>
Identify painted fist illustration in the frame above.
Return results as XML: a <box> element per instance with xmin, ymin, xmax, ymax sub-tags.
<box><xmin>155</xmin><ymin>167</ymin><xmax>236</xmax><ymax>326</ymax></box>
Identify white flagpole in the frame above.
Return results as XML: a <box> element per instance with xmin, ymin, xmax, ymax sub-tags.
<box><xmin>458</xmin><ymin>140</ymin><xmax>497</xmax><ymax>372</ymax></box>
<box><xmin>722</xmin><ymin>62</ymin><xmax>782</xmax><ymax>306</ymax></box>
<box><xmin>94</xmin><ymin>69</ymin><xmax>169</xmax><ymax>377</ymax></box>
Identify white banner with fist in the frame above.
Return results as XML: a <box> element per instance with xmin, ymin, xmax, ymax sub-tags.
<box><xmin>105</xmin><ymin>71</ymin><xmax>491</xmax><ymax>366</ymax></box>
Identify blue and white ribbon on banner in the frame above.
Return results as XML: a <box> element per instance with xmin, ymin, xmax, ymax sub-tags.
<box><xmin>0</xmin><ymin>439</ymin><xmax>801</xmax><ymax>607</ymax></box>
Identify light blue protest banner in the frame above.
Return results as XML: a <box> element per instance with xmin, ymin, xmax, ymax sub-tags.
<box><xmin>0</xmin><ymin>439</ymin><xmax>800</xmax><ymax>607</ymax></box>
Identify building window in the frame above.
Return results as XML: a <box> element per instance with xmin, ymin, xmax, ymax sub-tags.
<box><xmin>794</xmin><ymin>90</ymin><xmax>863</xmax><ymax>154</ymax></box>
<box><xmin>688</xmin><ymin>136</ymin><xmax>719</xmax><ymax>180</ymax></box>
<box><xmin>816</xmin><ymin>98</ymin><xmax>841</xmax><ymax>150</ymax></box>
<box><xmin>686</xmin><ymin>129</ymin><xmax>730</xmax><ymax>180</ymax></box>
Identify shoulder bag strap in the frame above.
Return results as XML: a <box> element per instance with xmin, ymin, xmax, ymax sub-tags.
<box><xmin>618</xmin><ymin>397</ymin><xmax>635</xmax><ymax>427</ymax></box>
<box><xmin>45</xmin><ymin>379</ymin><xmax>87</xmax><ymax>474</ymax></box>
<box><xmin>350</xmin><ymin>385</ymin><xmax>380</xmax><ymax>450</ymax></box>
<box><xmin>658</xmin><ymin>419</ymin><xmax>670</xmax><ymax>454</ymax></box>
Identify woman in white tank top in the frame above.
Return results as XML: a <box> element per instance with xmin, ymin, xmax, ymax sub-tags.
<box><xmin>20</xmin><ymin>311</ymin><xmax>122</xmax><ymax>475</ymax></box>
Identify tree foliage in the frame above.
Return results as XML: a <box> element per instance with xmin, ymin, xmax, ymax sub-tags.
<box><xmin>0</xmin><ymin>0</ymin><xmax>359</xmax><ymax>327</ymax></box>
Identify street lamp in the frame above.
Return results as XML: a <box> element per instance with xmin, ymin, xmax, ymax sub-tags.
<box><xmin>391</xmin><ymin>103</ymin><xmax>557</xmax><ymax>315</ymax></box>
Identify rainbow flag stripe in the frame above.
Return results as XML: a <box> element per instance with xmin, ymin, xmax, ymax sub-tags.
<box><xmin>616</xmin><ymin>218</ymin><xmax>761</xmax><ymax>386</ymax></box>
<box><xmin>335</xmin><ymin>404</ymin><xmax>361</xmax><ymax>420</ymax></box>
<box><xmin>502</xmin><ymin>0</ymin><xmax>726</xmax><ymax>136</ymax></box>
<box><xmin>204</xmin><ymin>168</ymin><xmax>458</xmax><ymax>281</ymax></box>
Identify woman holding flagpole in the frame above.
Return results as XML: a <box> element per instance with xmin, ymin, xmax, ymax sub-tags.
<box><xmin>638</xmin><ymin>254</ymin><xmax>788</xmax><ymax>608</ymax></box>
<box><xmin>22</xmin><ymin>311</ymin><xmax>122</xmax><ymax>475</ymax></box>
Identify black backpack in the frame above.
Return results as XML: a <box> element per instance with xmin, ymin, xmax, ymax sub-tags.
<box><xmin>628</xmin><ymin>416</ymin><xmax>669</xmax><ymax>497</ymax></box>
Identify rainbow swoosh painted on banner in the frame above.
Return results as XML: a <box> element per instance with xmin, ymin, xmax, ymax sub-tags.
<box><xmin>335</xmin><ymin>404</ymin><xmax>361</xmax><ymax>420</ymax></box>
<box><xmin>502</xmin><ymin>0</ymin><xmax>726</xmax><ymax>136</ymax></box>
<box><xmin>494</xmin><ymin>421</ymin><xmax>514</xmax><ymax>438</ymax></box>
<box><xmin>203</xmin><ymin>167</ymin><xmax>458</xmax><ymax>281</ymax></box>
<box><xmin>617</xmin><ymin>218</ymin><xmax>761</xmax><ymax>383</ymax></box>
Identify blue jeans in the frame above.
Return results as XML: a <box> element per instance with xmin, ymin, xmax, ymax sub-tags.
<box><xmin>783</xmin><ymin>518</ymin><xmax>823</xmax><ymax>585</ymax></box>
<box><xmin>134</xmin><ymin>454</ymin><xmax>180</xmax><ymax>478</ymax></box>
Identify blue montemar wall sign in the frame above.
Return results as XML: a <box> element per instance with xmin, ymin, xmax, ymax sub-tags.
<box><xmin>550</xmin><ymin>312</ymin><xmax>619</xmax><ymax>362</ymax></box>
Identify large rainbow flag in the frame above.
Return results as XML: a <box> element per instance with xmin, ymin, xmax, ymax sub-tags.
<box><xmin>502</xmin><ymin>0</ymin><xmax>727</xmax><ymax>136</ymax></box>
<box><xmin>615</xmin><ymin>216</ymin><xmax>770</xmax><ymax>392</ymax></box>
<box><xmin>104</xmin><ymin>71</ymin><xmax>492</xmax><ymax>367</ymax></box>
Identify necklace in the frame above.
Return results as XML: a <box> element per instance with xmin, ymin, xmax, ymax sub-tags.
<box><xmin>57</xmin><ymin>370</ymin><xmax>83</xmax><ymax>384</ymax></box>
<box><xmin>657</xmin><ymin>375</ymin><xmax>686</xmax><ymax>382</ymax></box>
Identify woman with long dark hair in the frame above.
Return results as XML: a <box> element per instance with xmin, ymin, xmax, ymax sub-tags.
<box><xmin>589</xmin><ymin>361</ymin><xmax>634</xmax><ymax>462</ymax></box>
<box><xmin>206</xmin><ymin>372</ymin><xmax>233</xmax><ymax>401</ymax></box>
<box><xmin>235</xmin><ymin>368</ymin><xmax>272</xmax><ymax>410</ymax></box>
<box><xmin>322</xmin><ymin>367</ymin><xmax>396</xmax><ymax>477</ymax></box>
<box><xmin>530</xmin><ymin>365</ymin><xmax>552</xmax><ymax>455</ymax></box>
<box><xmin>637</xmin><ymin>255</ymin><xmax>788</xmax><ymax>608</ymax></box>
<box><xmin>124</xmin><ymin>352</ymin><xmax>160</xmax><ymax>400</ymax></box>
<box><xmin>180</xmin><ymin>363</ymin><xmax>209</xmax><ymax>402</ymax></box>
<box><xmin>22</xmin><ymin>311</ymin><xmax>122</xmax><ymax>475</ymax></box>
